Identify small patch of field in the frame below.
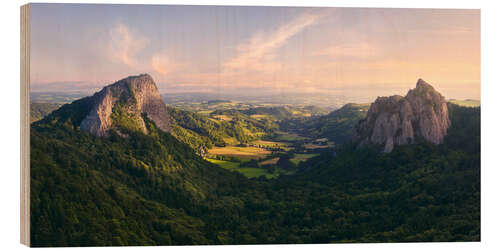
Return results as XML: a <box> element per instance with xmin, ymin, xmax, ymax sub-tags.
<box><xmin>237</xmin><ymin>167</ymin><xmax>271</xmax><ymax>178</ymax></box>
<box><xmin>449</xmin><ymin>99</ymin><xmax>480</xmax><ymax>107</ymax></box>
<box><xmin>250</xmin><ymin>114</ymin><xmax>269</xmax><ymax>120</ymax></box>
<box><xmin>213</xmin><ymin>115</ymin><xmax>233</xmax><ymax>121</ymax></box>
<box><xmin>205</xmin><ymin>159</ymin><xmax>239</xmax><ymax>170</ymax></box>
<box><xmin>206</xmin><ymin>158</ymin><xmax>282</xmax><ymax>179</ymax></box>
<box><xmin>252</xmin><ymin>140</ymin><xmax>292</xmax><ymax>151</ymax></box>
<box><xmin>304</xmin><ymin>143</ymin><xmax>329</xmax><ymax>149</ymax></box>
<box><xmin>239</xmin><ymin>167</ymin><xmax>291</xmax><ymax>179</ymax></box>
<box><xmin>260</xmin><ymin>157</ymin><xmax>279</xmax><ymax>166</ymax></box>
<box><xmin>197</xmin><ymin>110</ymin><xmax>214</xmax><ymax>115</ymax></box>
<box><xmin>222</xmin><ymin>137</ymin><xmax>239</xmax><ymax>145</ymax></box>
<box><xmin>255</xmin><ymin>140</ymin><xmax>289</xmax><ymax>146</ymax></box>
<box><xmin>290</xmin><ymin>153</ymin><xmax>320</xmax><ymax>165</ymax></box>
<box><xmin>251</xmin><ymin>140</ymin><xmax>293</xmax><ymax>151</ymax></box>
<box><xmin>208</xmin><ymin>146</ymin><xmax>271</xmax><ymax>160</ymax></box>
<box><xmin>274</xmin><ymin>132</ymin><xmax>308</xmax><ymax>142</ymax></box>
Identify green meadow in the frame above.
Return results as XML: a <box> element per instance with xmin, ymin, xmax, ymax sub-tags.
<box><xmin>206</xmin><ymin>158</ymin><xmax>281</xmax><ymax>179</ymax></box>
<box><xmin>290</xmin><ymin>153</ymin><xmax>320</xmax><ymax>165</ymax></box>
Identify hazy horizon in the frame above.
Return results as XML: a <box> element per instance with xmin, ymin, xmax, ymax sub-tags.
<box><xmin>30</xmin><ymin>4</ymin><xmax>480</xmax><ymax>101</ymax></box>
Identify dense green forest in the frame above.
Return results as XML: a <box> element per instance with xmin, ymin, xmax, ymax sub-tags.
<box><xmin>30</xmin><ymin>101</ymin><xmax>480</xmax><ymax>246</ymax></box>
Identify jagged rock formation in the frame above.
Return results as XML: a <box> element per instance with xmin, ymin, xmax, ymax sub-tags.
<box><xmin>355</xmin><ymin>79</ymin><xmax>450</xmax><ymax>152</ymax></box>
<box><xmin>80</xmin><ymin>74</ymin><xmax>170</xmax><ymax>136</ymax></box>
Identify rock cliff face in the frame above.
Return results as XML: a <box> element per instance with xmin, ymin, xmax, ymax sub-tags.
<box><xmin>80</xmin><ymin>74</ymin><xmax>170</xmax><ymax>136</ymax></box>
<box><xmin>354</xmin><ymin>79</ymin><xmax>450</xmax><ymax>152</ymax></box>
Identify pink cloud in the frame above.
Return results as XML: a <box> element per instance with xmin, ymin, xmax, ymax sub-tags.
<box><xmin>151</xmin><ymin>53</ymin><xmax>181</xmax><ymax>76</ymax></box>
<box><xmin>223</xmin><ymin>10</ymin><xmax>328</xmax><ymax>74</ymax></box>
<box><xmin>108</xmin><ymin>23</ymin><xmax>148</xmax><ymax>67</ymax></box>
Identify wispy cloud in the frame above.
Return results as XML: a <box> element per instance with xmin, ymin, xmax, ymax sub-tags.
<box><xmin>29</xmin><ymin>6</ymin><xmax>478</xmax><ymax>101</ymax></box>
<box><xmin>151</xmin><ymin>53</ymin><xmax>181</xmax><ymax>76</ymax></box>
<box><xmin>108</xmin><ymin>23</ymin><xmax>148</xmax><ymax>67</ymax></box>
<box><xmin>107</xmin><ymin>24</ymin><xmax>181</xmax><ymax>83</ymax></box>
<box><xmin>223</xmin><ymin>10</ymin><xmax>328</xmax><ymax>74</ymax></box>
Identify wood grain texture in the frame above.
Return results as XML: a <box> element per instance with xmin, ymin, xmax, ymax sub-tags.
<box><xmin>20</xmin><ymin>3</ymin><xmax>30</xmax><ymax>246</ymax></box>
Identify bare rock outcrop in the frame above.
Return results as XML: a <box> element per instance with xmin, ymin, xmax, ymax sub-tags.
<box><xmin>354</xmin><ymin>79</ymin><xmax>450</xmax><ymax>152</ymax></box>
<box><xmin>80</xmin><ymin>74</ymin><xmax>170</xmax><ymax>136</ymax></box>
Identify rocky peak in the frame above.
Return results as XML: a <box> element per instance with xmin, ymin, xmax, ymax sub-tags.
<box><xmin>80</xmin><ymin>74</ymin><xmax>170</xmax><ymax>137</ymax></box>
<box><xmin>354</xmin><ymin>79</ymin><xmax>450</xmax><ymax>152</ymax></box>
<box><xmin>416</xmin><ymin>78</ymin><xmax>433</xmax><ymax>89</ymax></box>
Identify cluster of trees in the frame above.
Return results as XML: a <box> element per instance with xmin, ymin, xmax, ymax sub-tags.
<box><xmin>30</xmin><ymin>101</ymin><xmax>480</xmax><ymax>246</ymax></box>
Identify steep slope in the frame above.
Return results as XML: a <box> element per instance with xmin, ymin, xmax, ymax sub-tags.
<box><xmin>30</xmin><ymin>119</ymin><xmax>239</xmax><ymax>246</ymax></box>
<box><xmin>30</xmin><ymin>75</ymin><xmax>246</xmax><ymax>246</ymax></box>
<box><xmin>355</xmin><ymin>79</ymin><xmax>450</xmax><ymax>152</ymax></box>
<box><xmin>80</xmin><ymin>74</ymin><xmax>170</xmax><ymax>136</ymax></box>
<box><xmin>288</xmin><ymin>103</ymin><xmax>479</xmax><ymax>241</ymax></box>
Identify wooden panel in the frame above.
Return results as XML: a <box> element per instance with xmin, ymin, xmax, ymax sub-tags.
<box><xmin>20</xmin><ymin>3</ymin><xmax>30</xmax><ymax>247</ymax></box>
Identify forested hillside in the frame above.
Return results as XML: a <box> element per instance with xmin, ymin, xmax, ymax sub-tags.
<box><xmin>31</xmin><ymin>101</ymin><xmax>246</xmax><ymax>246</ymax></box>
<box><xmin>167</xmin><ymin>107</ymin><xmax>277</xmax><ymax>151</ymax></box>
<box><xmin>30</xmin><ymin>100</ymin><xmax>480</xmax><ymax>246</ymax></box>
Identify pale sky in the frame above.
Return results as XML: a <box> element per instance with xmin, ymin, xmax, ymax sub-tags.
<box><xmin>30</xmin><ymin>4</ymin><xmax>480</xmax><ymax>100</ymax></box>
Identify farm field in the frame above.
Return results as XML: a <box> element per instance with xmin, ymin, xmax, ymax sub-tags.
<box><xmin>237</xmin><ymin>167</ymin><xmax>279</xmax><ymax>179</ymax></box>
<box><xmin>252</xmin><ymin>140</ymin><xmax>293</xmax><ymax>151</ymax></box>
<box><xmin>290</xmin><ymin>153</ymin><xmax>320</xmax><ymax>165</ymax></box>
<box><xmin>213</xmin><ymin>114</ymin><xmax>233</xmax><ymax>121</ymax></box>
<box><xmin>250</xmin><ymin>114</ymin><xmax>270</xmax><ymax>120</ymax></box>
<box><xmin>197</xmin><ymin>110</ymin><xmax>214</xmax><ymax>115</ymax></box>
<box><xmin>304</xmin><ymin>143</ymin><xmax>332</xmax><ymax>149</ymax></box>
<box><xmin>205</xmin><ymin>159</ymin><xmax>239</xmax><ymax>170</ymax></box>
<box><xmin>273</xmin><ymin>131</ymin><xmax>308</xmax><ymax>142</ymax></box>
<box><xmin>254</xmin><ymin>140</ymin><xmax>289</xmax><ymax>147</ymax></box>
<box><xmin>206</xmin><ymin>158</ymin><xmax>281</xmax><ymax>179</ymax></box>
<box><xmin>259</xmin><ymin>157</ymin><xmax>279</xmax><ymax>166</ymax></box>
<box><xmin>208</xmin><ymin>146</ymin><xmax>271</xmax><ymax>160</ymax></box>
<box><xmin>449</xmin><ymin>99</ymin><xmax>480</xmax><ymax>107</ymax></box>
